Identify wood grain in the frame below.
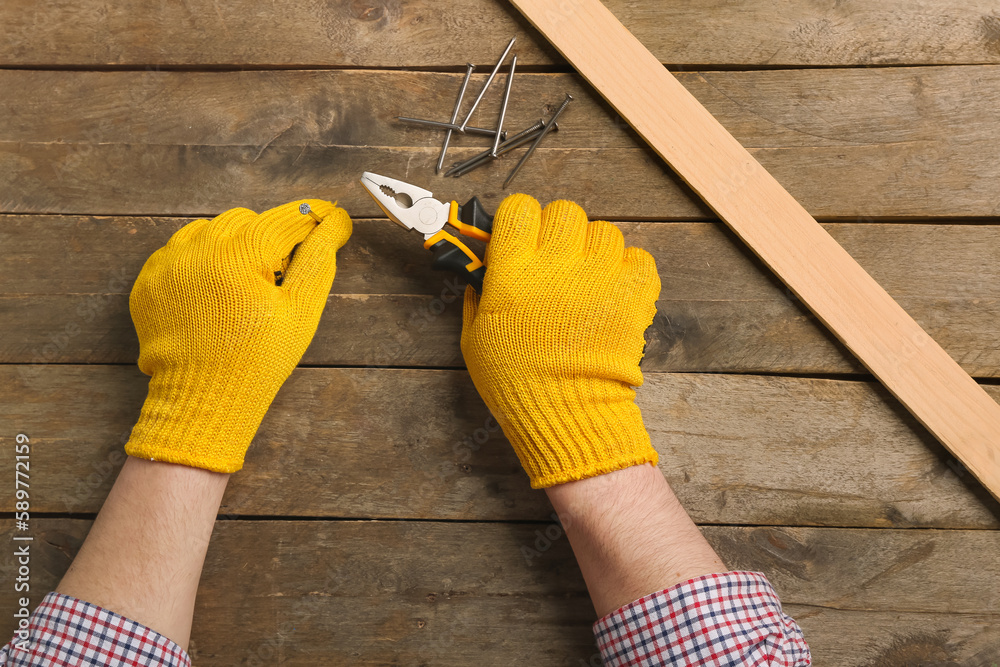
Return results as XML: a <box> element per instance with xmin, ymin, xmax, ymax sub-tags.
<box><xmin>1</xmin><ymin>519</ymin><xmax>997</xmax><ymax>664</ymax></box>
<box><xmin>5</xmin><ymin>216</ymin><xmax>1000</xmax><ymax>377</ymax></box>
<box><xmin>2</xmin><ymin>67</ymin><xmax>999</xmax><ymax>218</ymax></box>
<box><xmin>3</xmin><ymin>1</ymin><xmax>999</xmax><ymax>662</ymax></box>
<box><xmin>3</xmin><ymin>366</ymin><xmax>997</xmax><ymax>527</ymax></box>
<box><xmin>511</xmin><ymin>0</ymin><xmax>1000</xmax><ymax>501</ymax></box>
<box><xmin>3</xmin><ymin>0</ymin><xmax>1000</xmax><ymax>67</ymax></box>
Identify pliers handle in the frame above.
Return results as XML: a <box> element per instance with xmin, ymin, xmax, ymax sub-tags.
<box><xmin>424</xmin><ymin>197</ymin><xmax>493</xmax><ymax>293</ymax></box>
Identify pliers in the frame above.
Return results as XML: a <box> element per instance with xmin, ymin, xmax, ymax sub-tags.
<box><xmin>360</xmin><ymin>171</ymin><xmax>493</xmax><ymax>292</ymax></box>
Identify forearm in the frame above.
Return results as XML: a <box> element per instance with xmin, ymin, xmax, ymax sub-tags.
<box><xmin>545</xmin><ymin>462</ymin><xmax>725</xmax><ymax>617</ymax></box>
<box><xmin>56</xmin><ymin>456</ymin><xmax>229</xmax><ymax>650</ymax></box>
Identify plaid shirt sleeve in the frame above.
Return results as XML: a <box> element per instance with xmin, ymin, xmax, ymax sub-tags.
<box><xmin>594</xmin><ymin>571</ymin><xmax>810</xmax><ymax>666</ymax></box>
<box><xmin>0</xmin><ymin>591</ymin><xmax>191</xmax><ymax>667</ymax></box>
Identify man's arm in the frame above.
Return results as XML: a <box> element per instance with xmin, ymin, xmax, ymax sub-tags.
<box><xmin>544</xmin><ymin>463</ymin><xmax>724</xmax><ymax>618</ymax></box>
<box><xmin>461</xmin><ymin>194</ymin><xmax>810</xmax><ymax>666</ymax></box>
<box><xmin>2</xmin><ymin>200</ymin><xmax>351</xmax><ymax>665</ymax></box>
<box><xmin>56</xmin><ymin>458</ymin><xmax>228</xmax><ymax>650</ymax></box>
<box><xmin>548</xmin><ymin>464</ymin><xmax>810</xmax><ymax>666</ymax></box>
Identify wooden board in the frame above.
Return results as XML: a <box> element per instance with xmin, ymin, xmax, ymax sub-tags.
<box><xmin>3</xmin><ymin>1</ymin><xmax>998</xmax><ymax>662</ymax></box>
<box><xmin>2</xmin><ymin>67</ymin><xmax>1000</xmax><ymax>218</ymax></box>
<box><xmin>1</xmin><ymin>519</ymin><xmax>997</xmax><ymax>664</ymax></box>
<box><xmin>510</xmin><ymin>0</ymin><xmax>1000</xmax><ymax>501</ymax></box>
<box><xmin>5</xmin><ymin>215</ymin><xmax>1000</xmax><ymax>377</ymax></box>
<box><xmin>4</xmin><ymin>366</ymin><xmax>997</xmax><ymax>528</ymax></box>
<box><xmin>3</xmin><ymin>1</ymin><xmax>1000</xmax><ymax>67</ymax></box>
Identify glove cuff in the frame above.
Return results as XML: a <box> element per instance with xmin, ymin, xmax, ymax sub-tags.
<box><xmin>125</xmin><ymin>368</ymin><xmax>279</xmax><ymax>473</ymax></box>
<box><xmin>496</xmin><ymin>379</ymin><xmax>658</xmax><ymax>489</ymax></box>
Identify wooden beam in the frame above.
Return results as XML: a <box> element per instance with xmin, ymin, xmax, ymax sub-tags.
<box><xmin>2</xmin><ymin>519</ymin><xmax>998</xmax><ymax>664</ymax></box>
<box><xmin>2</xmin><ymin>0</ymin><xmax>1000</xmax><ymax>67</ymax></box>
<box><xmin>510</xmin><ymin>0</ymin><xmax>1000</xmax><ymax>500</ymax></box>
<box><xmin>5</xmin><ymin>216</ymin><xmax>1000</xmax><ymax>376</ymax></box>
<box><xmin>4</xmin><ymin>366</ymin><xmax>997</xmax><ymax>527</ymax></box>
<box><xmin>3</xmin><ymin>68</ymin><xmax>1000</xmax><ymax>218</ymax></box>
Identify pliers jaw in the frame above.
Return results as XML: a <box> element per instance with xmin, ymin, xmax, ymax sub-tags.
<box><xmin>360</xmin><ymin>171</ymin><xmax>494</xmax><ymax>293</ymax></box>
<box><xmin>360</xmin><ymin>171</ymin><xmax>451</xmax><ymax>239</ymax></box>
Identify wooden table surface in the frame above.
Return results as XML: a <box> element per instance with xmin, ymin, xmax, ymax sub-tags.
<box><xmin>2</xmin><ymin>1</ymin><xmax>1000</xmax><ymax>664</ymax></box>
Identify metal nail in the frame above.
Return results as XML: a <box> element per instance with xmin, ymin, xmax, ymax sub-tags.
<box><xmin>503</xmin><ymin>94</ymin><xmax>572</xmax><ymax>188</ymax></box>
<box><xmin>444</xmin><ymin>120</ymin><xmax>545</xmax><ymax>177</ymax></box>
<box><xmin>458</xmin><ymin>36</ymin><xmax>516</xmax><ymax>132</ymax></box>
<box><xmin>437</xmin><ymin>64</ymin><xmax>475</xmax><ymax>174</ymax></box>
<box><xmin>397</xmin><ymin>116</ymin><xmax>503</xmax><ymax>137</ymax></box>
<box><xmin>446</xmin><ymin>119</ymin><xmax>559</xmax><ymax>177</ymax></box>
<box><xmin>299</xmin><ymin>202</ymin><xmax>322</xmax><ymax>222</ymax></box>
<box><xmin>490</xmin><ymin>54</ymin><xmax>517</xmax><ymax>158</ymax></box>
<box><xmin>448</xmin><ymin>121</ymin><xmax>559</xmax><ymax>178</ymax></box>
<box><xmin>506</xmin><ymin>119</ymin><xmax>549</xmax><ymax>145</ymax></box>
<box><xmin>449</xmin><ymin>131</ymin><xmax>541</xmax><ymax>177</ymax></box>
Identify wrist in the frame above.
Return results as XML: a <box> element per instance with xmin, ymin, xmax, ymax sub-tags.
<box><xmin>545</xmin><ymin>463</ymin><xmax>667</xmax><ymax>532</ymax></box>
<box><xmin>544</xmin><ymin>464</ymin><xmax>727</xmax><ymax>617</ymax></box>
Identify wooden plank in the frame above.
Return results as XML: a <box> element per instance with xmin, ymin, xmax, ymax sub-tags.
<box><xmin>784</xmin><ymin>608</ymin><xmax>1000</xmax><ymax>666</ymax></box>
<box><xmin>2</xmin><ymin>67</ymin><xmax>999</xmax><ymax>218</ymax></box>
<box><xmin>3</xmin><ymin>366</ymin><xmax>998</xmax><ymax>527</ymax></box>
<box><xmin>5</xmin><ymin>215</ymin><xmax>1000</xmax><ymax>377</ymax></box>
<box><xmin>511</xmin><ymin>0</ymin><xmax>1000</xmax><ymax>502</ymax></box>
<box><xmin>1</xmin><ymin>519</ymin><xmax>997</xmax><ymax>664</ymax></box>
<box><xmin>3</xmin><ymin>0</ymin><xmax>1000</xmax><ymax>67</ymax></box>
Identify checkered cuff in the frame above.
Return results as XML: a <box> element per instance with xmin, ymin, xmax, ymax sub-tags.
<box><xmin>1</xmin><ymin>591</ymin><xmax>191</xmax><ymax>667</ymax></box>
<box><xmin>594</xmin><ymin>571</ymin><xmax>810</xmax><ymax>666</ymax></box>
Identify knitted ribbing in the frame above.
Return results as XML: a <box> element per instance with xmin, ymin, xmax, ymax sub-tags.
<box><xmin>461</xmin><ymin>195</ymin><xmax>660</xmax><ymax>488</ymax></box>
<box><xmin>126</xmin><ymin>200</ymin><xmax>352</xmax><ymax>472</ymax></box>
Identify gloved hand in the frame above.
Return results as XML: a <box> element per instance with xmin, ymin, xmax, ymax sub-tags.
<box><xmin>461</xmin><ymin>195</ymin><xmax>660</xmax><ymax>488</ymax></box>
<box><xmin>125</xmin><ymin>200</ymin><xmax>352</xmax><ymax>473</ymax></box>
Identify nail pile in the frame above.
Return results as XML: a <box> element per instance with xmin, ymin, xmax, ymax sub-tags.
<box><xmin>396</xmin><ymin>36</ymin><xmax>572</xmax><ymax>188</ymax></box>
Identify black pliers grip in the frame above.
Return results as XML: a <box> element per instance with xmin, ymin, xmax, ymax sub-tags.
<box><xmin>423</xmin><ymin>197</ymin><xmax>493</xmax><ymax>293</ymax></box>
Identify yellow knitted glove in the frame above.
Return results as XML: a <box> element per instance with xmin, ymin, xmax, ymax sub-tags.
<box><xmin>461</xmin><ymin>195</ymin><xmax>661</xmax><ymax>488</ymax></box>
<box><xmin>125</xmin><ymin>200</ymin><xmax>352</xmax><ymax>473</ymax></box>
